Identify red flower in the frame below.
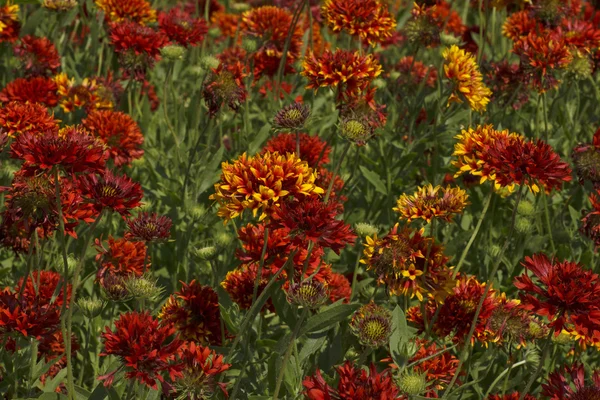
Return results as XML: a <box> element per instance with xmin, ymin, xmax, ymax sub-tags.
<box><xmin>487</xmin><ymin>393</ymin><xmax>537</xmax><ymax>400</ymax></box>
<box><xmin>484</xmin><ymin>61</ymin><xmax>529</xmax><ymax>110</ymax></box>
<box><xmin>100</xmin><ymin>311</ymin><xmax>183</xmax><ymax>388</ymax></box>
<box><xmin>581</xmin><ymin>189</ymin><xmax>600</xmax><ymax>248</ymax></box>
<box><xmin>241</xmin><ymin>6</ymin><xmax>303</xmax><ymax>78</ymax></box>
<box><xmin>79</xmin><ymin>170</ymin><xmax>143</xmax><ymax>216</ymax></box>
<box><xmin>221</xmin><ymin>263</ymin><xmax>275</xmax><ymax>311</ymax></box>
<box><xmin>514</xmin><ymin>253</ymin><xmax>600</xmax><ymax>336</ymax></box>
<box><xmin>262</xmin><ymin>132</ymin><xmax>330</xmax><ymax>168</ymax></box>
<box><xmin>327</xmin><ymin>272</ymin><xmax>351</xmax><ymax>303</ymax></box>
<box><xmin>0</xmin><ymin>3</ymin><xmax>20</xmax><ymax>43</ymax></box>
<box><xmin>13</xmin><ymin>35</ymin><xmax>61</xmax><ymax>76</ymax></box>
<box><xmin>395</xmin><ymin>56</ymin><xmax>437</xmax><ymax>89</ymax></box>
<box><xmin>95</xmin><ymin>236</ymin><xmax>148</xmax><ymax>285</ymax></box>
<box><xmin>0</xmin><ymin>76</ymin><xmax>58</xmax><ymax>107</ymax></box>
<box><xmin>175</xmin><ymin>341</ymin><xmax>230</xmax><ymax>398</ymax></box>
<box><xmin>202</xmin><ymin>62</ymin><xmax>248</xmax><ymax>117</ymax></box>
<box><xmin>126</xmin><ymin>212</ymin><xmax>172</xmax><ymax>242</ymax></box>
<box><xmin>159</xmin><ymin>280</ymin><xmax>226</xmax><ymax>345</ymax></box>
<box><xmin>270</xmin><ymin>197</ymin><xmax>356</xmax><ymax>254</ymax></box>
<box><xmin>409</xmin><ymin>340</ymin><xmax>459</xmax><ymax>394</ymax></box>
<box><xmin>10</xmin><ymin>126</ymin><xmax>107</xmax><ymax>174</ymax></box>
<box><xmin>109</xmin><ymin>20</ymin><xmax>169</xmax><ymax>80</ymax></box>
<box><xmin>542</xmin><ymin>362</ymin><xmax>600</xmax><ymax>400</ymax></box>
<box><xmin>0</xmin><ymin>101</ymin><xmax>59</xmax><ymax>138</ymax></box>
<box><xmin>303</xmin><ymin>369</ymin><xmax>333</xmax><ymax>400</ymax></box>
<box><xmin>82</xmin><ymin>109</ymin><xmax>144</xmax><ymax>167</ymax></box>
<box><xmin>158</xmin><ymin>6</ymin><xmax>207</xmax><ymax>47</ymax></box>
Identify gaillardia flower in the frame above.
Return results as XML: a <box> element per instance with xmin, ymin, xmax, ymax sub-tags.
<box><xmin>158</xmin><ymin>6</ymin><xmax>207</xmax><ymax>47</ymax></box>
<box><xmin>442</xmin><ymin>45</ymin><xmax>492</xmax><ymax>112</ymax></box>
<box><xmin>286</xmin><ymin>279</ymin><xmax>329</xmax><ymax>309</ymax></box>
<box><xmin>0</xmin><ymin>76</ymin><xmax>58</xmax><ymax>107</ymax></box>
<box><xmin>202</xmin><ymin>62</ymin><xmax>247</xmax><ymax>117</ymax></box>
<box><xmin>542</xmin><ymin>363</ymin><xmax>600</xmax><ymax>400</ymax></box>
<box><xmin>0</xmin><ymin>1</ymin><xmax>19</xmax><ymax>43</ymax></box>
<box><xmin>302</xmin><ymin>49</ymin><xmax>382</xmax><ymax>101</ymax></box>
<box><xmin>394</xmin><ymin>184</ymin><xmax>468</xmax><ymax>223</ymax></box>
<box><xmin>95</xmin><ymin>0</ymin><xmax>157</xmax><ymax>24</ymax></box>
<box><xmin>581</xmin><ymin>189</ymin><xmax>600</xmax><ymax>248</ymax></box>
<box><xmin>95</xmin><ymin>236</ymin><xmax>148</xmax><ymax>285</ymax></box>
<box><xmin>126</xmin><ymin>212</ymin><xmax>172</xmax><ymax>242</ymax></box>
<box><xmin>174</xmin><ymin>342</ymin><xmax>230</xmax><ymax>399</ymax></box>
<box><xmin>79</xmin><ymin>170</ymin><xmax>143</xmax><ymax>216</ymax></box>
<box><xmin>0</xmin><ymin>101</ymin><xmax>59</xmax><ymax>138</ymax></box>
<box><xmin>321</xmin><ymin>0</ymin><xmax>396</xmax><ymax>46</ymax></box>
<box><xmin>349</xmin><ymin>301</ymin><xmax>392</xmax><ymax>348</ymax></box>
<box><xmin>209</xmin><ymin>151</ymin><xmax>324</xmax><ymax>222</ymax></box>
<box><xmin>361</xmin><ymin>223</ymin><xmax>454</xmax><ymax>301</ymax></box>
<box><xmin>273</xmin><ymin>102</ymin><xmax>311</xmax><ymax>132</ymax></box>
<box><xmin>13</xmin><ymin>35</ymin><xmax>61</xmax><ymax>76</ymax></box>
<box><xmin>262</xmin><ymin>132</ymin><xmax>330</xmax><ymax>168</ymax></box>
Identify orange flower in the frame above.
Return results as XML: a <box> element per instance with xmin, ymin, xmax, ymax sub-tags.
<box><xmin>54</xmin><ymin>73</ymin><xmax>115</xmax><ymax>113</ymax></box>
<box><xmin>442</xmin><ymin>45</ymin><xmax>492</xmax><ymax>112</ymax></box>
<box><xmin>0</xmin><ymin>2</ymin><xmax>19</xmax><ymax>43</ymax></box>
<box><xmin>211</xmin><ymin>11</ymin><xmax>240</xmax><ymax>38</ymax></box>
<box><xmin>321</xmin><ymin>0</ymin><xmax>396</xmax><ymax>46</ymax></box>
<box><xmin>0</xmin><ymin>101</ymin><xmax>59</xmax><ymax>138</ymax></box>
<box><xmin>209</xmin><ymin>151</ymin><xmax>324</xmax><ymax>222</ymax></box>
<box><xmin>394</xmin><ymin>184</ymin><xmax>469</xmax><ymax>223</ymax></box>
<box><xmin>302</xmin><ymin>49</ymin><xmax>382</xmax><ymax>101</ymax></box>
<box><xmin>95</xmin><ymin>0</ymin><xmax>156</xmax><ymax>24</ymax></box>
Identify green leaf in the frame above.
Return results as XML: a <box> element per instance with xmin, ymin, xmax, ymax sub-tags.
<box><xmin>248</xmin><ymin>123</ymin><xmax>272</xmax><ymax>154</ymax></box>
<box><xmin>39</xmin><ymin>369</ymin><xmax>67</xmax><ymax>393</ymax></box>
<box><xmin>359</xmin><ymin>166</ymin><xmax>387</xmax><ymax>195</ymax></box>
<box><xmin>299</xmin><ymin>301</ymin><xmax>360</xmax><ymax>337</ymax></box>
<box><xmin>389</xmin><ymin>305</ymin><xmax>414</xmax><ymax>368</ymax></box>
<box><xmin>298</xmin><ymin>334</ymin><xmax>328</xmax><ymax>365</ymax></box>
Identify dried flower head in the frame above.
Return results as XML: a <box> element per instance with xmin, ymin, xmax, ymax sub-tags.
<box><xmin>394</xmin><ymin>184</ymin><xmax>469</xmax><ymax>223</ymax></box>
<box><xmin>202</xmin><ymin>62</ymin><xmax>247</xmax><ymax>117</ymax></box>
<box><xmin>349</xmin><ymin>301</ymin><xmax>393</xmax><ymax>348</ymax></box>
<box><xmin>273</xmin><ymin>102</ymin><xmax>311</xmax><ymax>131</ymax></box>
<box><xmin>286</xmin><ymin>279</ymin><xmax>329</xmax><ymax>309</ymax></box>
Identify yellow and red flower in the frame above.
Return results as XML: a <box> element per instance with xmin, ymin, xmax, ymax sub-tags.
<box><xmin>442</xmin><ymin>45</ymin><xmax>492</xmax><ymax>112</ymax></box>
<box><xmin>95</xmin><ymin>0</ymin><xmax>156</xmax><ymax>24</ymax></box>
<box><xmin>54</xmin><ymin>73</ymin><xmax>116</xmax><ymax>112</ymax></box>
<box><xmin>210</xmin><ymin>151</ymin><xmax>324</xmax><ymax>222</ymax></box>
<box><xmin>0</xmin><ymin>1</ymin><xmax>19</xmax><ymax>43</ymax></box>
<box><xmin>394</xmin><ymin>184</ymin><xmax>469</xmax><ymax>223</ymax></box>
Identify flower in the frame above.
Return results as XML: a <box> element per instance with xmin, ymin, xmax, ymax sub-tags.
<box><xmin>408</xmin><ymin>275</ymin><xmax>498</xmax><ymax>344</ymax></box>
<box><xmin>241</xmin><ymin>6</ymin><xmax>303</xmax><ymax>78</ymax></box>
<box><xmin>263</xmin><ymin>132</ymin><xmax>330</xmax><ymax>168</ymax></box>
<box><xmin>394</xmin><ymin>184</ymin><xmax>469</xmax><ymax>223</ymax></box>
<box><xmin>109</xmin><ymin>20</ymin><xmax>169</xmax><ymax>80</ymax></box>
<box><xmin>202</xmin><ymin>62</ymin><xmax>248</xmax><ymax>117</ymax></box>
<box><xmin>273</xmin><ymin>102</ymin><xmax>311</xmax><ymax>131</ymax></box>
<box><xmin>514</xmin><ymin>253</ymin><xmax>600</xmax><ymax>339</ymax></box>
<box><xmin>158</xmin><ymin>6</ymin><xmax>208</xmax><ymax>47</ymax></box>
<box><xmin>395</xmin><ymin>56</ymin><xmax>438</xmax><ymax>89</ymax></box>
<box><xmin>0</xmin><ymin>101</ymin><xmax>59</xmax><ymax>138</ymax></box>
<box><xmin>209</xmin><ymin>151</ymin><xmax>324</xmax><ymax>222</ymax></box>
<box><xmin>95</xmin><ymin>236</ymin><xmax>148</xmax><ymax>286</ymax></box>
<box><xmin>42</xmin><ymin>0</ymin><xmax>78</xmax><ymax>11</ymax></box>
<box><xmin>10</xmin><ymin>126</ymin><xmax>107</xmax><ymax>174</ymax></box>
<box><xmin>321</xmin><ymin>0</ymin><xmax>396</xmax><ymax>46</ymax></box>
<box><xmin>512</xmin><ymin>30</ymin><xmax>571</xmax><ymax>92</ymax></box>
<box><xmin>95</xmin><ymin>0</ymin><xmax>157</xmax><ymax>24</ymax></box>
<box><xmin>126</xmin><ymin>212</ymin><xmax>172</xmax><ymax>242</ymax></box>
<box><xmin>408</xmin><ymin>340</ymin><xmax>459</xmax><ymax>395</ymax></box>
<box><xmin>581</xmin><ymin>189</ymin><xmax>600</xmax><ymax>248</ymax></box>
<box><xmin>404</xmin><ymin>2</ymin><xmax>466</xmax><ymax>47</ymax></box>
<box><xmin>79</xmin><ymin>170</ymin><xmax>143</xmax><ymax>216</ymax></box>
<box><xmin>302</xmin><ymin>49</ymin><xmax>382</xmax><ymax>101</ymax></box>
<box><xmin>210</xmin><ymin>11</ymin><xmax>240</xmax><ymax>38</ymax></box>
<box><xmin>349</xmin><ymin>302</ymin><xmax>392</xmax><ymax>348</ymax></box>
<box><xmin>270</xmin><ymin>197</ymin><xmax>356</xmax><ymax>254</ymax></box>
<box><xmin>174</xmin><ymin>341</ymin><xmax>230</xmax><ymax>399</ymax></box>
<box><xmin>487</xmin><ymin>393</ymin><xmax>537</xmax><ymax>400</ymax></box>
<box><xmin>303</xmin><ymin>361</ymin><xmax>400</xmax><ymax>399</ymax></box>
<box><xmin>286</xmin><ymin>279</ymin><xmax>329</xmax><ymax>309</ymax></box>
<box><xmin>0</xmin><ymin>2</ymin><xmax>19</xmax><ymax>43</ymax></box>
<box><xmin>99</xmin><ymin>311</ymin><xmax>183</xmax><ymax>388</ymax></box>
<box><xmin>82</xmin><ymin>109</ymin><xmax>144</xmax><ymax>166</ymax></box>
<box><xmin>487</xmin><ymin>294</ymin><xmax>542</xmax><ymax>347</ymax></box>
<box><xmin>572</xmin><ymin>127</ymin><xmax>600</xmax><ymax>186</ymax></box>
<box><xmin>361</xmin><ymin>223</ymin><xmax>454</xmax><ymax>302</ymax></box>
<box><xmin>158</xmin><ymin>281</ymin><xmax>225</xmax><ymax>346</ymax></box>
<box><xmin>442</xmin><ymin>45</ymin><xmax>492</xmax><ymax>112</ymax></box>
<box><xmin>221</xmin><ymin>263</ymin><xmax>274</xmax><ymax>311</ymax></box>
<box><xmin>14</xmin><ymin>35</ymin><xmax>61</xmax><ymax>76</ymax></box>
<box><xmin>327</xmin><ymin>272</ymin><xmax>352</xmax><ymax>303</ymax></box>
<box><xmin>54</xmin><ymin>73</ymin><xmax>116</xmax><ymax>112</ymax></box>
<box><xmin>484</xmin><ymin>61</ymin><xmax>529</xmax><ymax>110</ymax></box>
<box><xmin>542</xmin><ymin>363</ymin><xmax>600</xmax><ymax>400</ymax></box>
<box><xmin>0</xmin><ymin>76</ymin><xmax>58</xmax><ymax>107</ymax></box>
<box><xmin>502</xmin><ymin>10</ymin><xmax>539</xmax><ymax>41</ymax></box>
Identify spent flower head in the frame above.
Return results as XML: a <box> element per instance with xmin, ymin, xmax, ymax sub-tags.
<box><xmin>273</xmin><ymin>102</ymin><xmax>311</xmax><ymax>131</ymax></box>
<box><xmin>286</xmin><ymin>279</ymin><xmax>329</xmax><ymax>309</ymax></box>
<box><xmin>349</xmin><ymin>301</ymin><xmax>393</xmax><ymax>348</ymax></box>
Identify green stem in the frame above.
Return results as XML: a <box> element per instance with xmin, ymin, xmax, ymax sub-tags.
<box><xmin>273</xmin><ymin>308</ymin><xmax>309</xmax><ymax>399</ymax></box>
<box><xmin>483</xmin><ymin>359</ymin><xmax>528</xmax><ymax>398</ymax></box>
<box><xmin>357</xmin><ymin>346</ymin><xmax>372</xmax><ymax>366</ymax></box>
<box><xmin>252</xmin><ymin>228</ymin><xmax>269</xmax><ymax>305</ymax></box>
<box><xmin>349</xmin><ymin>242</ymin><xmax>362</xmax><ymax>301</ymax></box>
<box><xmin>543</xmin><ymin>192</ymin><xmax>556</xmax><ymax>254</ymax></box>
<box><xmin>163</xmin><ymin>63</ymin><xmax>180</xmax><ymax>147</ymax></box>
<box><xmin>274</xmin><ymin>0</ymin><xmax>307</xmax><ymax>97</ymax></box>
<box><xmin>519</xmin><ymin>330</ymin><xmax>555</xmax><ymax>400</ymax></box>
<box><xmin>324</xmin><ymin>142</ymin><xmax>351</xmax><ymax>203</ymax></box>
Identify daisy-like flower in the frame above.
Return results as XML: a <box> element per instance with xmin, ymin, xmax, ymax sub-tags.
<box><xmin>82</xmin><ymin>109</ymin><xmax>144</xmax><ymax>166</ymax></box>
<box><xmin>303</xmin><ymin>361</ymin><xmax>400</xmax><ymax>399</ymax></box>
<box><xmin>79</xmin><ymin>170</ymin><xmax>143</xmax><ymax>216</ymax></box>
<box><xmin>361</xmin><ymin>223</ymin><xmax>454</xmax><ymax>302</ymax></box>
<box><xmin>487</xmin><ymin>293</ymin><xmax>543</xmax><ymax>347</ymax></box>
<box><xmin>10</xmin><ymin>126</ymin><xmax>107</xmax><ymax>174</ymax></box>
<box><xmin>0</xmin><ymin>101</ymin><xmax>59</xmax><ymax>138</ymax></box>
<box><xmin>581</xmin><ymin>189</ymin><xmax>600</xmax><ymax>248</ymax></box>
<box><xmin>158</xmin><ymin>281</ymin><xmax>225</xmax><ymax>346</ymax></box>
<box><xmin>95</xmin><ymin>236</ymin><xmax>148</xmax><ymax>285</ymax></box>
<box><xmin>512</xmin><ymin>30</ymin><xmax>571</xmax><ymax>93</ymax></box>
<box><xmin>394</xmin><ymin>184</ymin><xmax>469</xmax><ymax>223</ymax></box>
<box><xmin>95</xmin><ymin>0</ymin><xmax>156</xmax><ymax>24</ymax></box>
<box><xmin>286</xmin><ymin>279</ymin><xmax>329</xmax><ymax>309</ymax></box>
<box><xmin>321</xmin><ymin>0</ymin><xmax>396</xmax><ymax>46</ymax></box>
<box><xmin>514</xmin><ymin>253</ymin><xmax>600</xmax><ymax>338</ymax></box>
<box><xmin>14</xmin><ymin>35</ymin><xmax>61</xmax><ymax>76</ymax></box>
<box><xmin>442</xmin><ymin>45</ymin><xmax>492</xmax><ymax>112</ymax></box>
<box><xmin>99</xmin><ymin>311</ymin><xmax>183</xmax><ymax>388</ymax></box>
<box><xmin>542</xmin><ymin>363</ymin><xmax>600</xmax><ymax>400</ymax></box>
<box><xmin>349</xmin><ymin>302</ymin><xmax>392</xmax><ymax>348</ymax></box>
<box><xmin>174</xmin><ymin>342</ymin><xmax>230</xmax><ymax>399</ymax></box>
<box><xmin>126</xmin><ymin>212</ymin><xmax>172</xmax><ymax>242</ymax></box>
<box><xmin>302</xmin><ymin>49</ymin><xmax>382</xmax><ymax>101</ymax></box>
<box><xmin>222</xmin><ymin>263</ymin><xmax>274</xmax><ymax>311</ymax></box>
<box><xmin>241</xmin><ymin>6</ymin><xmax>303</xmax><ymax>78</ymax></box>
<box><xmin>0</xmin><ymin>1</ymin><xmax>20</xmax><ymax>43</ymax></box>
<box><xmin>0</xmin><ymin>76</ymin><xmax>58</xmax><ymax>107</ymax></box>
<box><xmin>326</xmin><ymin>272</ymin><xmax>352</xmax><ymax>303</ymax></box>
<box><xmin>109</xmin><ymin>20</ymin><xmax>169</xmax><ymax>80</ymax></box>
<box><xmin>210</xmin><ymin>11</ymin><xmax>240</xmax><ymax>38</ymax></box>
<box><xmin>263</xmin><ymin>132</ymin><xmax>329</xmax><ymax>168</ymax></box>
<box><xmin>202</xmin><ymin>62</ymin><xmax>247</xmax><ymax>117</ymax></box>
<box><xmin>158</xmin><ymin>6</ymin><xmax>207</xmax><ymax>47</ymax></box>
<box><xmin>408</xmin><ymin>340</ymin><xmax>459</xmax><ymax>395</ymax></box>
<box><xmin>502</xmin><ymin>10</ymin><xmax>539</xmax><ymax>41</ymax></box>
<box><xmin>209</xmin><ymin>151</ymin><xmax>324</xmax><ymax>222</ymax></box>
<box><xmin>270</xmin><ymin>197</ymin><xmax>356</xmax><ymax>254</ymax></box>
<box><xmin>408</xmin><ymin>275</ymin><xmax>498</xmax><ymax>345</ymax></box>
<box><xmin>54</xmin><ymin>73</ymin><xmax>116</xmax><ymax>113</ymax></box>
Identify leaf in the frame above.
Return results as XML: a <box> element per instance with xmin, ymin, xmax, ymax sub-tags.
<box><xmin>299</xmin><ymin>301</ymin><xmax>360</xmax><ymax>337</ymax></box>
<box><xmin>389</xmin><ymin>305</ymin><xmax>414</xmax><ymax>368</ymax></box>
<box><xmin>197</xmin><ymin>146</ymin><xmax>225</xmax><ymax>196</ymax></box>
<box><xmin>248</xmin><ymin>123</ymin><xmax>272</xmax><ymax>154</ymax></box>
<box><xmin>359</xmin><ymin>166</ymin><xmax>387</xmax><ymax>195</ymax></box>
<box><xmin>39</xmin><ymin>369</ymin><xmax>67</xmax><ymax>393</ymax></box>
<box><xmin>298</xmin><ymin>334</ymin><xmax>328</xmax><ymax>365</ymax></box>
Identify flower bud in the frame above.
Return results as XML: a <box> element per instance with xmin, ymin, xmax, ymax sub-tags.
<box><xmin>440</xmin><ymin>33</ymin><xmax>460</xmax><ymax>46</ymax></box>
<box><xmin>517</xmin><ymin>200</ymin><xmax>536</xmax><ymax>217</ymax></box>
<box><xmin>340</xmin><ymin>118</ymin><xmax>373</xmax><ymax>146</ymax></box>
<box><xmin>194</xmin><ymin>245</ymin><xmax>217</xmax><ymax>260</ymax></box>
<box><xmin>77</xmin><ymin>297</ymin><xmax>104</xmax><ymax>319</ymax></box>
<box><xmin>242</xmin><ymin>37</ymin><xmax>258</xmax><ymax>53</ymax></box>
<box><xmin>398</xmin><ymin>372</ymin><xmax>427</xmax><ymax>396</ymax></box>
<box><xmin>354</xmin><ymin>222</ymin><xmax>379</xmax><ymax>238</ymax></box>
<box><xmin>123</xmin><ymin>274</ymin><xmax>163</xmax><ymax>302</ymax></box>
<box><xmin>215</xmin><ymin>232</ymin><xmax>233</xmax><ymax>247</ymax></box>
<box><xmin>200</xmin><ymin>55</ymin><xmax>220</xmax><ymax>71</ymax></box>
<box><xmin>161</xmin><ymin>44</ymin><xmax>186</xmax><ymax>61</ymax></box>
<box><xmin>286</xmin><ymin>279</ymin><xmax>329</xmax><ymax>309</ymax></box>
<box><xmin>515</xmin><ymin>216</ymin><xmax>533</xmax><ymax>234</ymax></box>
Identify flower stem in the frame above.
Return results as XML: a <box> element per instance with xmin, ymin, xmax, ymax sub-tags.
<box><xmin>252</xmin><ymin>227</ymin><xmax>269</xmax><ymax>305</ymax></box>
<box><xmin>324</xmin><ymin>141</ymin><xmax>351</xmax><ymax>203</ymax></box>
<box><xmin>483</xmin><ymin>359</ymin><xmax>528</xmax><ymax>398</ymax></box>
<box><xmin>163</xmin><ymin>63</ymin><xmax>180</xmax><ymax>147</ymax></box>
<box><xmin>273</xmin><ymin>307</ymin><xmax>309</xmax><ymax>399</ymax></box>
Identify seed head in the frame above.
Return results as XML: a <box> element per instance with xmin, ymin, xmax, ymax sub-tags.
<box><xmin>349</xmin><ymin>302</ymin><xmax>393</xmax><ymax>348</ymax></box>
<box><xmin>286</xmin><ymin>279</ymin><xmax>329</xmax><ymax>309</ymax></box>
<box><xmin>273</xmin><ymin>102</ymin><xmax>311</xmax><ymax>131</ymax></box>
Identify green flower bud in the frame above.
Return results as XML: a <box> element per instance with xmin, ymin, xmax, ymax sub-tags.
<box><xmin>161</xmin><ymin>44</ymin><xmax>186</xmax><ymax>61</ymax></box>
<box><xmin>517</xmin><ymin>200</ymin><xmax>536</xmax><ymax>217</ymax></box>
<box><xmin>242</xmin><ymin>37</ymin><xmax>258</xmax><ymax>53</ymax></box>
<box><xmin>230</xmin><ymin>2</ymin><xmax>250</xmax><ymax>11</ymax></box>
<box><xmin>355</xmin><ymin>222</ymin><xmax>379</xmax><ymax>238</ymax></box>
<box><xmin>215</xmin><ymin>232</ymin><xmax>233</xmax><ymax>247</ymax></box>
<box><xmin>123</xmin><ymin>274</ymin><xmax>164</xmax><ymax>302</ymax></box>
<box><xmin>372</xmin><ymin>78</ymin><xmax>387</xmax><ymax>89</ymax></box>
<box><xmin>77</xmin><ymin>297</ymin><xmax>104</xmax><ymax>319</ymax></box>
<box><xmin>398</xmin><ymin>372</ymin><xmax>427</xmax><ymax>396</ymax></box>
<box><xmin>194</xmin><ymin>245</ymin><xmax>217</xmax><ymax>260</ymax></box>
<box><xmin>487</xmin><ymin>244</ymin><xmax>502</xmax><ymax>258</ymax></box>
<box><xmin>200</xmin><ymin>55</ymin><xmax>220</xmax><ymax>71</ymax></box>
<box><xmin>515</xmin><ymin>216</ymin><xmax>533</xmax><ymax>234</ymax></box>
<box><xmin>440</xmin><ymin>33</ymin><xmax>460</xmax><ymax>46</ymax></box>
